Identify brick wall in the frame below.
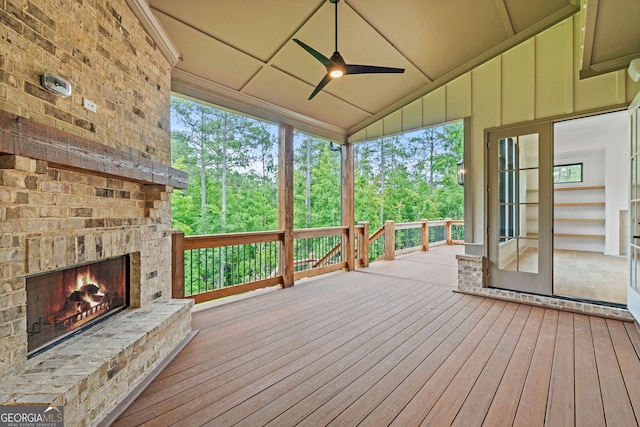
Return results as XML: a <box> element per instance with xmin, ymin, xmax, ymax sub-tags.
<box><xmin>0</xmin><ymin>0</ymin><xmax>179</xmax><ymax>384</ymax></box>
<box><xmin>0</xmin><ymin>0</ymin><xmax>171</xmax><ymax>163</ymax></box>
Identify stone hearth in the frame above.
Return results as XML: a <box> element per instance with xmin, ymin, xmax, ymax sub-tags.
<box><xmin>0</xmin><ymin>299</ymin><xmax>192</xmax><ymax>426</ymax></box>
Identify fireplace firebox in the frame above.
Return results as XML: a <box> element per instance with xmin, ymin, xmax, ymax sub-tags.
<box><xmin>26</xmin><ymin>256</ymin><xmax>130</xmax><ymax>355</ymax></box>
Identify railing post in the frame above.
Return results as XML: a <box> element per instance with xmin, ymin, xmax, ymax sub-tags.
<box><xmin>171</xmin><ymin>230</ymin><xmax>185</xmax><ymax>299</ymax></box>
<box><xmin>420</xmin><ymin>219</ymin><xmax>429</xmax><ymax>251</ymax></box>
<box><xmin>384</xmin><ymin>220</ymin><xmax>395</xmax><ymax>260</ymax></box>
<box><xmin>358</xmin><ymin>222</ymin><xmax>370</xmax><ymax>267</ymax></box>
<box><xmin>342</xmin><ymin>142</ymin><xmax>355</xmax><ymax>271</ymax></box>
<box><xmin>445</xmin><ymin>217</ymin><xmax>452</xmax><ymax>245</ymax></box>
<box><xmin>279</xmin><ymin>124</ymin><xmax>295</xmax><ymax>288</ymax></box>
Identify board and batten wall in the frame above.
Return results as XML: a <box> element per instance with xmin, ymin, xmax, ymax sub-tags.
<box><xmin>349</xmin><ymin>13</ymin><xmax>640</xmax><ymax>248</ymax></box>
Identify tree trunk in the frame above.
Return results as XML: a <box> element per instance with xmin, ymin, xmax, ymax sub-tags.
<box><xmin>199</xmin><ymin>111</ymin><xmax>207</xmax><ymax>231</ymax></box>
<box><xmin>379</xmin><ymin>138</ymin><xmax>385</xmax><ymax>224</ymax></box>
<box><xmin>221</xmin><ymin>113</ymin><xmax>228</xmax><ymax>233</ymax></box>
<box><xmin>305</xmin><ymin>138</ymin><xmax>311</xmax><ymax>227</ymax></box>
<box><xmin>429</xmin><ymin>132</ymin><xmax>435</xmax><ymax>193</ymax></box>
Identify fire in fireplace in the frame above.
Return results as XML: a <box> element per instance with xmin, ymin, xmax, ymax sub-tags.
<box><xmin>26</xmin><ymin>256</ymin><xmax>130</xmax><ymax>354</ymax></box>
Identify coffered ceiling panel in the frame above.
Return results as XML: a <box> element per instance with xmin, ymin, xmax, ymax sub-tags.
<box><xmin>136</xmin><ymin>0</ymin><xmax>633</xmax><ymax>141</ymax></box>
<box><xmin>154</xmin><ymin>11</ymin><xmax>262</xmax><ymax>91</ymax></box>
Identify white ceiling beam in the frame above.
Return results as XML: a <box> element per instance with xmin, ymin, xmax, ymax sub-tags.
<box><xmin>346</xmin><ymin>0</ymin><xmax>433</xmax><ymax>83</ymax></box>
<box><xmin>494</xmin><ymin>0</ymin><xmax>515</xmax><ymax>37</ymax></box>
<box><xmin>126</xmin><ymin>0</ymin><xmax>181</xmax><ymax>67</ymax></box>
<box><xmin>580</xmin><ymin>0</ymin><xmax>597</xmax><ymax>73</ymax></box>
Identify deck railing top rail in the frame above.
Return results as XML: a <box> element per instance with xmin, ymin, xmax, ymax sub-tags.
<box><xmin>184</xmin><ymin>230</ymin><xmax>284</xmax><ymax>250</ymax></box>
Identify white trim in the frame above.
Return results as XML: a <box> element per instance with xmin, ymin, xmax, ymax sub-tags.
<box><xmin>126</xmin><ymin>0</ymin><xmax>181</xmax><ymax>67</ymax></box>
<box><xmin>630</xmin><ymin>89</ymin><xmax>640</xmax><ymax>113</ymax></box>
<box><xmin>171</xmin><ymin>69</ymin><xmax>348</xmax><ymax>143</ymax></box>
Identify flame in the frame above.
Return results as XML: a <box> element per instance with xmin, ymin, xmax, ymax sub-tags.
<box><xmin>72</xmin><ymin>269</ymin><xmax>105</xmax><ymax>309</ymax></box>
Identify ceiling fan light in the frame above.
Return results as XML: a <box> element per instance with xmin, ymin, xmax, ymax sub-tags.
<box><xmin>329</xmin><ymin>68</ymin><xmax>344</xmax><ymax>78</ymax></box>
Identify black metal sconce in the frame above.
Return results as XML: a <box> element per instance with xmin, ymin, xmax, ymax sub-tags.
<box><xmin>457</xmin><ymin>159</ymin><xmax>465</xmax><ymax>186</ymax></box>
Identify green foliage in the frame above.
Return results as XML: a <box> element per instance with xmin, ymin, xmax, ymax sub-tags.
<box><xmin>171</xmin><ymin>96</ymin><xmax>464</xmax><ymax>235</ymax></box>
<box><xmin>170</xmin><ymin>96</ymin><xmax>278</xmax><ymax>235</ymax></box>
<box><xmin>353</xmin><ymin>122</ymin><xmax>464</xmax><ymax>230</ymax></box>
<box><xmin>170</xmin><ymin>96</ymin><xmax>464</xmax><ymax>292</ymax></box>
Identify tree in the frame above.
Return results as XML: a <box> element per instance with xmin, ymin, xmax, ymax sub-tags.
<box><xmin>293</xmin><ymin>135</ymin><xmax>340</xmax><ymax>229</ymax></box>
<box><xmin>170</xmin><ymin>96</ymin><xmax>277</xmax><ymax>235</ymax></box>
<box><xmin>171</xmin><ymin>98</ymin><xmax>220</xmax><ymax>231</ymax></box>
<box><xmin>213</xmin><ymin>110</ymin><xmax>260</xmax><ymax>232</ymax></box>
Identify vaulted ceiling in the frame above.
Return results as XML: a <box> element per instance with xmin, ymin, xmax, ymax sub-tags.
<box><xmin>135</xmin><ymin>0</ymin><xmax>640</xmax><ymax>142</ymax></box>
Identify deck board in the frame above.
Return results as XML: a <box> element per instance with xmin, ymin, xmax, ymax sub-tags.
<box><xmin>512</xmin><ymin>309</ymin><xmax>557</xmax><ymax>427</ymax></box>
<box><xmin>574</xmin><ymin>314</ymin><xmax>606</xmax><ymax>427</ymax></box>
<box><xmin>591</xmin><ymin>317</ymin><xmax>638</xmax><ymax>426</ymax></box>
<box><xmin>450</xmin><ymin>304</ymin><xmax>531</xmax><ymax>427</ymax></box>
<box><xmin>545</xmin><ymin>311</ymin><xmax>575</xmax><ymax>426</ymax></box>
<box><xmin>113</xmin><ymin>246</ymin><xmax>640</xmax><ymax>427</ymax></box>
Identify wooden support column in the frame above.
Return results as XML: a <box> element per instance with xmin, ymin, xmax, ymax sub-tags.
<box><xmin>358</xmin><ymin>222</ymin><xmax>370</xmax><ymax>267</ymax></box>
<box><xmin>384</xmin><ymin>220</ymin><xmax>396</xmax><ymax>260</ymax></box>
<box><xmin>420</xmin><ymin>219</ymin><xmax>429</xmax><ymax>251</ymax></box>
<box><xmin>278</xmin><ymin>124</ymin><xmax>295</xmax><ymax>288</ymax></box>
<box><xmin>171</xmin><ymin>230</ymin><xmax>185</xmax><ymax>299</ymax></box>
<box><xmin>445</xmin><ymin>218</ymin><xmax>453</xmax><ymax>245</ymax></box>
<box><xmin>341</xmin><ymin>142</ymin><xmax>355</xmax><ymax>271</ymax></box>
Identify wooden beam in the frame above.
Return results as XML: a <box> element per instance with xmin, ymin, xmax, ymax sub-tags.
<box><xmin>358</xmin><ymin>222</ymin><xmax>370</xmax><ymax>268</ymax></box>
<box><xmin>184</xmin><ymin>230</ymin><xmax>284</xmax><ymax>250</ymax></box>
<box><xmin>0</xmin><ymin>110</ymin><xmax>188</xmax><ymax>189</ymax></box>
<box><xmin>421</xmin><ymin>219</ymin><xmax>429</xmax><ymax>251</ymax></box>
<box><xmin>384</xmin><ymin>220</ymin><xmax>396</xmax><ymax>261</ymax></box>
<box><xmin>341</xmin><ymin>143</ymin><xmax>355</xmax><ymax>271</ymax></box>
<box><xmin>171</xmin><ymin>230</ymin><xmax>185</xmax><ymax>299</ymax></box>
<box><xmin>190</xmin><ymin>277</ymin><xmax>283</xmax><ymax>304</ymax></box>
<box><xmin>278</xmin><ymin>124</ymin><xmax>295</xmax><ymax>288</ymax></box>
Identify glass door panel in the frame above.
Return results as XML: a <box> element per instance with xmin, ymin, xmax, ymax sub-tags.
<box><xmin>489</xmin><ymin>123</ymin><xmax>552</xmax><ymax>294</ymax></box>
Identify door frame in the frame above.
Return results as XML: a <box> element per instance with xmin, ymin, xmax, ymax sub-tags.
<box><xmin>628</xmin><ymin>91</ymin><xmax>640</xmax><ymax>319</ymax></box>
<box><xmin>486</xmin><ymin>121</ymin><xmax>553</xmax><ymax>294</ymax></box>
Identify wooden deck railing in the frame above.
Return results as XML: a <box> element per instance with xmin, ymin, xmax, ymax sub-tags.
<box><xmin>292</xmin><ymin>226</ymin><xmax>348</xmax><ymax>280</ymax></box>
<box><xmin>360</xmin><ymin>218</ymin><xmax>464</xmax><ymax>263</ymax></box>
<box><xmin>172</xmin><ymin>230</ymin><xmax>284</xmax><ymax>304</ymax></box>
<box><xmin>172</xmin><ymin>219</ymin><xmax>463</xmax><ymax>303</ymax></box>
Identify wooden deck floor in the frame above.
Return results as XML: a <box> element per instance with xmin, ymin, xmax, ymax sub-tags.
<box><xmin>113</xmin><ymin>246</ymin><xmax>640</xmax><ymax>426</ymax></box>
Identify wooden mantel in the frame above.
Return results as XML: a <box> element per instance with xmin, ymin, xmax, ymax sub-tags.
<box><xmin>0</xmin><ymin>110</ymin><xmax>188</xmax><ymax>189</ymax></box>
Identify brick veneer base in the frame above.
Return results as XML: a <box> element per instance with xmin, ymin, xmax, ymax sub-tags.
<box><xmin>457</xmin><ymin>254</ymin><xmax>634</xmax><ymax>321</ymax></box>
<box><xmin>0</xmin><ymin>299</ymin><xmax>193</xmax><ymax>427</ymax></box>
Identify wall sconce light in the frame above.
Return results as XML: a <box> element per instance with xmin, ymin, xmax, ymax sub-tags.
<box><xmin>629</xmin><ymin>58</ymin><xmax>640</xmax><ymax>82</ymax></box>
<box><xmin>40</xmin><ymin>72</ymin><xmax>72</xmax><ymax>98</ymax></box>
<box><xmin>457</xmin><ymin>159</ymin><xmax>465</xmax><ymax>186</ymax></box>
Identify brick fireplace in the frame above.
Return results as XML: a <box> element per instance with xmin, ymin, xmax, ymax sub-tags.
<box><xmin>0</xmin><ymin>146</ymin><xmax>192</xmax><ymax>425</ymax></box>
<box><xmin>0</xmin><ymin>0</ymin><xmax>193</xmax><ymax>425</ymax></box>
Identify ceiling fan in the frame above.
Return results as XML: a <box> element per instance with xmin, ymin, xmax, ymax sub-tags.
<box><xmin>294</xmin><ymin>0</ymin><xmax>405</xmax><ymax>100</ymax></box>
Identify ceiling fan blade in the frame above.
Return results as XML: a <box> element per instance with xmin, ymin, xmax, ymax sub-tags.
<box><xmin>308</xmin><ymin>74</ymin><xmax>332</xmax><ymax>100</ymax></box>
<box><xmin>293</xmin><ymin>39</ymin><xmax>331</xmax><ymax>67</ymax></box>
<box><xmin>345</xmin><ymin>64</ymin><xmax>405</xmax><ymax>75</ymax></box>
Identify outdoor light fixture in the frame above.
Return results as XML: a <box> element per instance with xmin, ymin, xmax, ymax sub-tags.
<box><xmin>40</xmin><ymin>72</ymin><xmax>72</xmax><ymax>98</ymax></box>
<box><xmin>457</xmin><ymin>160</ymin><xmax>465</xmax><ymax>186</ymax></box>
<box><xmin>328</xmin><ymin>52</ymin><xmax>346</xmax><ymax>78</ymax></box>
<box><xmin>630</xmin><ymin>58</ymin><xmax>640</xmax><ymax>82</ymax></box>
